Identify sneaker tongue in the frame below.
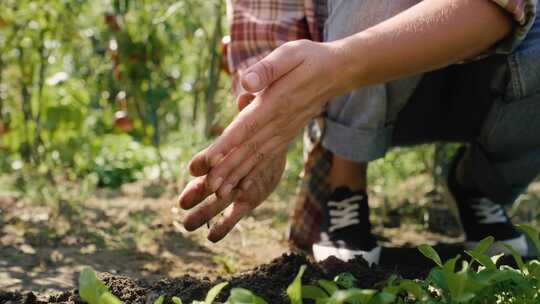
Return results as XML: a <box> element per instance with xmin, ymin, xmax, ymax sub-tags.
<box><xmin>326</xmin><ymin>187</ymin><xmax>372</xmax><ymax>246</ymax></box>
<box><xmin>331</xmin><ymin>187</ymin><xmax>366</xmax><ymax>201</ymax></box>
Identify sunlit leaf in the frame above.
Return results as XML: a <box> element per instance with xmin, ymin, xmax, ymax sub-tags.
<box><xmin>334</xmin><ymin>272</ymin><xmax>357</xmax><ymax>289</ymax></box>
<box><xmin>287</xmin><ymin>265</ymin><xmax>306</xmax><ymax>304</ymax></box>
<box><xmin>78</xmin><ymin>267</ymin><xmax>109</xmax><ymax>304</ymax></box>
<box><xmin>318</xmin><ymin>279</ymin><xmax>339</xmax><ymax>296</ymax></box>
<box><xmin>301</xmin><ymin>285</ymin><xmax>328</xmax><ymax>300</ymax></box>
<box><xmin>418</xmin><ymin>244</ymin><xmax>442</xmax><ymax>267</ymax></box>
<box><xmin>153</xmin><ymin>295</ymin><xmax>164</xmax><ymax>304</ymax></box>
<box><xmin>517</xmin><ymin>224</ymin><xmax>540</xmax><ymax>255</ymax></box>
<box><xmin>205</xmin><ymin>282</ymin><xmax>228</xmax><ymax>304</ymax></box>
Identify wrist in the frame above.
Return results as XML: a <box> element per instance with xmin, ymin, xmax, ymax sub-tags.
<box><xmin>327</xmin><ymin>33</ymin><xmax>371</xmax><ymax>94</ymax></box>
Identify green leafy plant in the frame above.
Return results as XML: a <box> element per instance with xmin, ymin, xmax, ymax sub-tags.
<box><xmin>79</xmin><ymin>224</ymin><xmax>540</xmax><ymax>304</ymax></box>
<box><xmin>78</xmin><ymin>268</ymin><xmax>232</xmax><ymax>304</ymax></box>
<box><xmin>154</xmin><ymin>295</ymin><xmax>165</xmax><ymax>304</ymax></box>
<box><xmin>226</xmin><ymin>288</ymin><xmax>267</xmax><ymax>304</ymax></box>
<box><xmin>193</xmin><ymin>282</ymin><xmax>229</xmax><ymax>304</ymax></box>
<box><xmin>299</xmin><ymin>268</ymin><xmax>398</xmax><ymax>304</ymax></box>
<box><xmin>288</xmin><ymin>265</ymin><xmax>307</xmax><ymax>304</ymax></box>
<box><xmin>78</xmin><ymin>267</ymin><xmax>122</xmax><ymax>304</ymax></box>
<box><xmin>419</xmin><ymin>232</ymin><xmax>540</xmax><ymax>304</ymax></box>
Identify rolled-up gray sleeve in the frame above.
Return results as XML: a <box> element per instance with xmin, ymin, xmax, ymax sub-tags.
<box><xmin>492</xmin><ymin>0</ymin><xmax>538</xmax><ymax>53</ymax></box>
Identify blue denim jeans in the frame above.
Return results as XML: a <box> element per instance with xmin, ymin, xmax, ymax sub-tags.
<box><xmin>322</xmin><ymin>1</ymin><xmax>540</xmax><ymax>204</ymax></box>
<box><xmin>472</xmin><ymin>13</ymin><xmax>540</xmax><ymax>203</ymax></box>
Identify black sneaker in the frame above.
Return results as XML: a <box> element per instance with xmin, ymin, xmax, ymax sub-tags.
<box><xmin>447</xmin><ymin>147</ymin><xmax>528</xmax><ymax>256</ymax></box>
<box><xmin>312</xmin><ymin>187</ymin><xmax>381</xmax><ymax>265</ymax></box>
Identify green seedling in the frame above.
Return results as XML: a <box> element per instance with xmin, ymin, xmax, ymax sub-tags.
<box><xmin>334</xmin><ymin>273</ymin><xmax>357</xmax><ymax>289</ymax></box>
<box><xmin>418</xmin><ymin>244</ymin><xmax>443</xmax><ymax>267</ymax></box>
<box><xmin>301</xmin><ymin>271</ymin><xmax>401</xmax><ymax>304</ymax></box>
<box><xmin>287</xmin><ymin>264</ymin><xmax>307</xmax><ymax>304</ymax></box>
<box><xmin>198</xmin><ymin>282</ymin><xmax>229</xmax><ymax>304</ymax></box>
<box><xmin>418</xmin><ymin>226</ymin><xmax>540</xmax><ymax>304</ymax></box>
<box><xmin>154</xmin><ymin>295</ymin><xmax>165</xmax><ymax>304</ymax></box>
<box><xmin>80</xmin><ymin>226</ymin><xmax>540</xmax><ymax>304</ymax></box>
<box><xmin>226</xmin><ymin>288</ymin><xmax>267</xmax><ymax>304</ymax></box>
<box><xmin>518</xmin><ymin>224</ymin><xmax>540</xmax><ymax>255</ymax></box>
<box><xmin>79</xmin><ymin>267</ymin><xmax>123</xmax><ymax>304</ymax></box>
<box><xmin>464</xmin><ymin>236</ymin><xmax>498</xmax><ymax>270</ymax></box>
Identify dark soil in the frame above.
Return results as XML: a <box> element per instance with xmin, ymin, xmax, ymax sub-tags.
<box><xmin>0</xmin><ymin>252</ymin><xmax>428</xmax><ymax>304</ymax></box>
<box><xmin>0</xmin><ymin>245</ymin><xmax>523</xmax><ymax>304</ymax></box>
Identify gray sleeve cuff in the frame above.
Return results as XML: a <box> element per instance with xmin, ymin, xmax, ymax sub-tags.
<box><xmin>493</xmin><ymin>0</ymin><xmax>537</xmax><ymax>54</ymax></box>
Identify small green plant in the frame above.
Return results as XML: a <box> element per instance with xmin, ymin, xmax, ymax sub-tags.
<box><xmin>154</xmin><ymin>295</ymin><xmax>165</xmax><ymax>304</ymax></box>
<box><xmin>78</xmin><ymin>267</ymin><xmax>122</xmax><ymax>304</ymax></box>
<box><xmin>226</xmin><ymin>288</ymin><xmax>268</xmax><ymax>304</ymax></box>
<box><xmin>79</xmin><ymin>225</ymin><xmax>540</xmax><ymax>304</ymax></box>
<box><xmin>194</xmin><ymin>282</ymin><xmax>229</xmax><ymax>304</ymax></box>
<box><xmin>299</xmin><ymin>269</ymin><xmax>398</xmax><ymax>304</ymax></box>
<box><xmin>418</xmin><ymin>226</ymin><xmax>540</xmax><ymax>304</ymax></box>
<box><xmin>78</xmin><ymin>268</ymin><xmax>232</xmax><ymax>304</ymax></box>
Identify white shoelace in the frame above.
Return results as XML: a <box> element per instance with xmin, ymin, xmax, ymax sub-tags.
<box><xmin>471</xmin><ymin>198</ymin><xmax>507</xmax><ymax>224</ymax></box>
<box><xmin>328</xmin><ymin>195</ymin><xmax>363</xmax><ymax>232</ymax></box>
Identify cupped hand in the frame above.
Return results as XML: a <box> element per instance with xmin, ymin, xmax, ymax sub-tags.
<box><xmin>178</xmin><ymin>148</ymin><xmax>286</xmax><ymax>242</ymax></box>
<box><xmin>188</xmin><ymin>39</ymin><xmax>344</xmax><ymax>197</ymax></box>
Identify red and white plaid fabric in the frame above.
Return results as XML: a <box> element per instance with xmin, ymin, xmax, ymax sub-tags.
<box><xmin>227</xmin><ymin>0</ymin><xmax>326</xmax><ymax>94</ymax></box>
<box><xmin>225</xmin><ymin>0</ymin><xmax>537</xmax><ymax>250</ymax></box>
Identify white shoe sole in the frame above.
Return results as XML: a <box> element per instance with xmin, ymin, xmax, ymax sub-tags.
<box><xmin>312</xmin><ymin>244</ymin><xmax>381</xmax><ymax>265</ymax></box>
<box><xmin>465</xmin><ymin>234</ymin><xmax>529</xmax><ymax>257</ymax></box>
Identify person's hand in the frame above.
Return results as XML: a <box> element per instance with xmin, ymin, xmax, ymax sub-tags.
<box><xmin>178</xmin><ymin>148</ymin><xmax>286</xmax><ymax>242</ymax></box>
<box><xmin>178</xmin><ymin>93</ymin><xmax>287</xmax><ymax>241</ymax></box>
<box><xmin>188</xmin><ymin>39</ymin><xmax>346</xmax><ymax>197</ymax></box>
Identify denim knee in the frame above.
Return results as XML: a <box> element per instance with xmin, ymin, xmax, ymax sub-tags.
<box><xmin>472</xmin><ymin>29</ymin><xmax>540</xmax><ymax>203</ymax></box>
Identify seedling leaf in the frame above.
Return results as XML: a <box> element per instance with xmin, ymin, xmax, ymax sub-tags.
<box><xmin>301</xmin><ymin>285</ymin><xmax>328</xmax><ymax>300</ymax></box>
<box><xmin>398</xmin><ymin>279</ymin><xmax>425</xmax><ymax>300</ymax></box>
<box><xmin>205</xmin><ymin>282</ymin><xmax>228</xmax><ymax>304</ymax></box>
<box><xmin>334</xmin><ymin>272</ymin><xmax>357</xmax><ymax>289</ymax></box>
<box><xmin>330</xmin><ymin>288</ymin><xmax>376</xmax><ymax>304</ymax></box>
<box><xmin>491</xmin><ymin>253</ymin><xmax>504</xmax><ymax>266</ymax></box>
<box><xmin>226</xmin><ymin>288</ymin><xmax>267</xmax><ymax>304</ymax></box>
<box><xmin>465</xmin><ymin>250</ymin><xmax>496</xmax><ymax>270</ymax></box>
<box><xmin>153</xmin><ymin>295</ymin><xmax>164</xmax><ymax>304</ymax></box>
<box><xmin>471</xmin><ymin>236</ymin><xmax>494</xmax><ymax>255</ymax></box>
<box><xmin>502</xmin><ymin>244</ymin><xmax>525</xmax><ymax>273</ymax></box>
<box><xmin>99</xmin><ymin>292</ymin><xmax>123</xmax><ymax>304</ymax></box>
<box><xmin>517</xmin><ymin>224</ymin><xmax>540</xmax><ymax>255</ymax></box>
<box><xmin>79</xmin><ymin>267</ymin><xmax>110</xmax><ymax>304</ymax></box>
<box><xmin>443</xmin><ymin>255</ymin><xmax>460</xmax><ymax>274</ymax></box>
<box><xmin>418</xmin><ymin>244</ymin><xmax>442</xmax><ymax>267</ymax></box>
<box><xmin>318</xmin><ymin>280</ymin><xmax>339</xmax><ymax>296</ymax></box>
<box><xmin>370</xmin><ymin>291</ymin><xmax>396</xmax><ymax>304</ymax></box>
<box><xmin>287</xmin><ymin>265</ymin><xmax>306</xmax><ymax>304</ymax></box>
<box><xmin>171</xmin><ymin>296</ymin><xmax>183</xmax><ymax>304</ymax></box>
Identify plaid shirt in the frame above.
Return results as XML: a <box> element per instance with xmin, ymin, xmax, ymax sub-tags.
<box><xmin>226</xmin><ymin>0</ymin><xmax>538</xmax><ymax>250</ymax></box>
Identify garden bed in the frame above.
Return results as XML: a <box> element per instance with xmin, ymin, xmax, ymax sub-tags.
<box><xmin>1</xmin><ymin>252</ymin><xmax>429</xmax><ymax>304</ymax></box>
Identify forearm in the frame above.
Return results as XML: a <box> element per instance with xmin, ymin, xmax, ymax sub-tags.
<box><xmin>332</xmin><ymin>0</ymin><xmax>512</xmax><ymax>92</ymax></box>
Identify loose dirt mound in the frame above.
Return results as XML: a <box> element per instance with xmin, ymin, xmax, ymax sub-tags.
<box><xmin>0</xmin><ymin>253</ymin><xmax>428</xmax><ymax>304</ymax></box>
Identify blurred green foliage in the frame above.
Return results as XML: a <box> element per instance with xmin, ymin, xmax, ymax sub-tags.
<box><xmin>0</xmin><ymin>0</ymin><xmax>232</xmax><ymax>191</ymax></box>
<box><xmin>0</xmin><ymin>0</ymin><xmax>454</xmax><ymax>202</ymax></box>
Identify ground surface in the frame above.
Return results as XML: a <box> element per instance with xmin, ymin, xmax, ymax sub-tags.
<box><xmin>1</xmin><ymin>177</ymin><xmax>538</xmax><ymax>303</ymax></box>
<box><xmin>0</xmin><ymin>254</ymin><xmax>422</xmax><ymax>304</ymax></box>
<box><xmin>0</xmin><ymin>181</ymin><xmax>290</xmax><ymax>294</ymax></box>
